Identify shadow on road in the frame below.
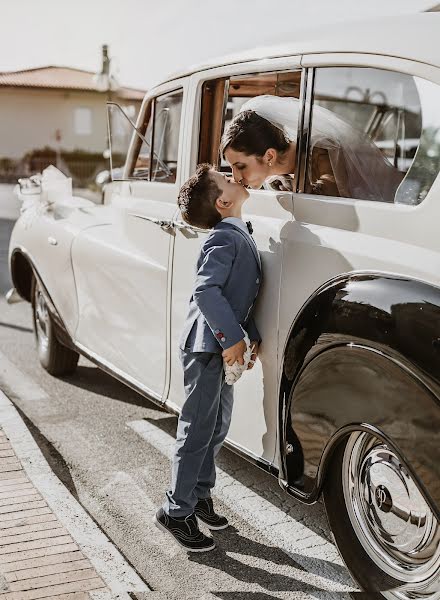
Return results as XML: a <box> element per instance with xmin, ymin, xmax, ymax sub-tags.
<box><xmin>68</xmin><ymin>364</ymin><xmax>169</xmax><ymax>411</ymax></box>
<box><xmin>13</xmin><ymin>401</ymin><xmax>80</xmax><ymax>500</ymax></box>
<box><xmin>190</xmin><ymin>525</ymin><xmax>349</xmax><ymax>595</ymax></box>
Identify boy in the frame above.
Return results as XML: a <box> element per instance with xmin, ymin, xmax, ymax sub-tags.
<box><xmin>154</xmin><ymin>164</ymin><xmax>262</xmax><ymax>552</ymax></box>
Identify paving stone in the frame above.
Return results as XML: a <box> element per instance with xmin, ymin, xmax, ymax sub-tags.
<box><xmin>0</xmin><ymin>459</ymin><xmax>22</xmax><ymax>467</ymax></box>
<box><xmin>0</xmin><ymin>528</ymin><xmax>68</xmax><ymax>547</ymax></box>
<box><xmin>0</xmin><ymin>552</ymin><xmax>86</xmax><ymax>575</ymax></box>
<box><xmin>0</xmin><ymin>519</ymin><xmax>60</xmax><ymax>538</ymax></box>
<box><xmin>0</xmin><ymin>544</ymin><xmax>79</xmax><ymax>565</ymax></box>
<box><xmin>0</xmin><ymin>497</ymin><xmax>42</xmax><ymax>509</ymax></box>
<box><xmin>0</xmin><ymin>475</ymin><xmax>27</xmax><ymax>484</ymax></box>
<box><xmin>5</xmin><ymin>558</ymin><xmax>92</xmax><ymax>582</ymax></box>
<box><xmin>0</xmin><ymin>536</ymin><xmax>73</xmax><ymax>556</ymax></box>
<box><xmin>8</xmin><ymin>568</ymin><xmax>98</xmax><ymax>591</ymax></box>
<box><xmin>0</xmin><ymin>509</ymin><xmax>52</xmax><ymax>525</ymax></box>
<box><xmin>0</xmin><ymin>466</ymin><xmax>22</xmax><ymax>475</ymax></box>
<box><xmin>0</xmin><ymin>503</ymin><xmax>47</xmax><ymax>516</ymax></box>
<box><xmin>0</xmin><ymin>576</ymin><xmax>105</xmax><ymax>599</ymax></box>
<box><xmin>0</xmin><ymin>490</ymin><xmax>38</xmax><ymax>502</ymax></box>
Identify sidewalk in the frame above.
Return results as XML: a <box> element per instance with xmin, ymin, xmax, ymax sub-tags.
<box><xmin>0</xmin><ymin>389</ymin><xmax>149</xmax><ymax>600</ymax></box>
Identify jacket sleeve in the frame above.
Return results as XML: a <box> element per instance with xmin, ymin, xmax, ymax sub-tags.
<box><xmin>193</xmin><ymin>230</ymin><xmax>244</xmax><ymax>350</ymax></box>
<box><xmin>245</xmin><ymin>314</ymin><xmax>261</xmax><ymax>344</ymax></box>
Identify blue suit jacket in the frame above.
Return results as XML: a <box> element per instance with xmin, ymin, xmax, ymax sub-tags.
<box><xmin>179</xmin><ymin>220</ymin><xmax>262</xmax><ymax>354</ymax></box>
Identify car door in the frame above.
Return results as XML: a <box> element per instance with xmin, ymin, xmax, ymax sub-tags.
<box><xmin>166</xmin><ymin>61</ymin><xmax>302</xmax><ymax>466</ymax></box>
<box><xmin>71</xmin><ymin>82</ymin><xmax>187</xmax><ymax>401</ymax></box>
<box><xmin>277</xmin><ymin>55</ymin><xmax>440</xmax><ymax>461</ymax></box>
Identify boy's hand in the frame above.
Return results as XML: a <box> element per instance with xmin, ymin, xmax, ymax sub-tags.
<box><xmin>247</xmin><ymin>341</ymin><xmax>260</xmax><ymax>370</ymax></box>
<box><xmin>222</xmin><ymin>339</ymin><xmax>247</xmax><ymax>366</ymax></box>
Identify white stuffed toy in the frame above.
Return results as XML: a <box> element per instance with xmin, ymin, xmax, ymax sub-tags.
<box><xmin>223</xmin><ymin>332</ymin><xmax>254</xmax><ymax>385</ymax></box>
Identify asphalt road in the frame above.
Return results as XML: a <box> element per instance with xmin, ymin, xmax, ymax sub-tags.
<box><xmin>0</xmin><ymin>184</ymin><xmax>358</xmax><ymax>599</ymax></box>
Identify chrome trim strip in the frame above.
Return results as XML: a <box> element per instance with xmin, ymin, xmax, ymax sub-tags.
<box><xmin>221</xmin><ymin>437</ymin><xmax>279</xmax><ymax>476</ymax></box>
<box><xmin>217</xmin><ymin>78</ymin><xmax>230</xmax><ymax>169</ymax></box>
<box><xmin>297</xmin><ymin>67</ymin><xmax>315</xmax><ymax>194</ymax></box>
<box><xmin>294</xmin><ymin>68</ymin><xmax>308</xmax><ymax>194</ymax></box>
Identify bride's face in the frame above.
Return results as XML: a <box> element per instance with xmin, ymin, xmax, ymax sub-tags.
<box><xmin>224</xmin><ymin>147</ymin><xmax>270</xmax><ymax>190</ymax></box>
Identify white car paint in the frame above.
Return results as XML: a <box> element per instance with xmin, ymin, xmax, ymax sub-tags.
<box><xmin>8</xmin><ymin>13</ymin><xmax>440</xmax><ymax>472</ymax></box>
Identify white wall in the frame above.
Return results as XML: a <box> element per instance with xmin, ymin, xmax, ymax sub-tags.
<box><xmin>0</xmin><ymin>88</ymin><xmax>139</xmax><ymax>159</ymax></box>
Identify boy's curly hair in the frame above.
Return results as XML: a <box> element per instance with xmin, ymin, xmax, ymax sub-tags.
<box><xmin>177</xmin><ymin>163</ymin><xmax>222</xmax><ymax>229</ymax></box>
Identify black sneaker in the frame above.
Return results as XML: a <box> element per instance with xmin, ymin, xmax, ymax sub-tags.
<box><xmin>153</xmin><ymin>508</ymin><xmax>215</xmax><ymax>552</ymax></box>
<box><xmin>195</xmin><ymin>498</ymin><xmax>229</xmax><ymax>530</ymax></box>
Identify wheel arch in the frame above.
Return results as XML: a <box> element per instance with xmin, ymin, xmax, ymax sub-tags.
<box><xmin>278</xmin><ymin>272</ymin><xmax>440</xmax><ymax>517</ymax></box>
<box><xmin>10</xmin><ymin>246</ymin><xmax>73</xmax><ymax>349</ymax></box>
<box><xmin>10</xmin><ymin>248</ymin><xmax>34</xmax><ymax>302</ymax></box>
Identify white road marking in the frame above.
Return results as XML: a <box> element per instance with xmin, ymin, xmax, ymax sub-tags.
<box><xmin>128</xmin><ymin>419</ymin><xmax>357</xmax><ymax>594</ymax></box>
<box><xmin>0</xmin><ymin>352</ymin><xmax>50</xmax><ymax>407</ymax></box>
<box><xmin>0</xmin><ymin>378</ymin><xmax>149</xmax><ymax>598</ymax></box>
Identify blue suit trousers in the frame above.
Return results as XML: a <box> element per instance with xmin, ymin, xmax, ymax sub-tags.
<box><xmin>164</xmin><ymin>348</ymin><xmax>234</xmax><ymax>517</ymax></box>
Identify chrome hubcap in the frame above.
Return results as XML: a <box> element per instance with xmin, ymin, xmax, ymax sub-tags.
<box><xmin>34</xmin><ymin>284</ymin><xmax>50</xmax><ymax>352</ymax></box>
<box><xmin>343</xmin><ymin>432</ymin><xmax>440</xmax><ymax>598</ymax></box>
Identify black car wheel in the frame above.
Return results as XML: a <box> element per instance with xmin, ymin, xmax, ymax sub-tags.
<box><xmin>31</xmin><ymin>276</ymin><xmax>79</xmax><ymax>376</ymax></box>
<box><xmin>324</xmin><ymin>431</ymin><xmax>440</xmax><ymax>598</ymax></box>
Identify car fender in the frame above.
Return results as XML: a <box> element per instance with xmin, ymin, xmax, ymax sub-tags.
<box><xmin>278</xmin><ymin>272</ymin><xmax>440</xmax><ymax>516</ymax></box>
<box><xmin>8</xmin><ymin>202</ymin><xmax>114</xmax><ymax>337</ymax></box>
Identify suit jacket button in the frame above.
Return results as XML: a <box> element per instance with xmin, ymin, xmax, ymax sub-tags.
<box><xmin>256</xmin><ymin>278</ymin><xmax>260</xmax><ymax>284</ymax></box>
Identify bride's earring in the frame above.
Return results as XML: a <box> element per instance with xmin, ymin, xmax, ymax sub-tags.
<box><xmin>268</xmin><ymin>161</ymin><xmax>272</xmax><ymax>167</ymax></box>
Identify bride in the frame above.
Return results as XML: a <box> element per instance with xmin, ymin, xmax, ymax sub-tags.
<box><xmin>220</xmin><ymin>95</ymin><xmax>403</xmax><ymax>202</ymax></box>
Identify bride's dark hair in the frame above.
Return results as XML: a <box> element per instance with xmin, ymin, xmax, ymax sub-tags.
<box><xmin>221</xmin><ymin>110</ymin><xmax>290</xmax><ymax>158</ymax></box>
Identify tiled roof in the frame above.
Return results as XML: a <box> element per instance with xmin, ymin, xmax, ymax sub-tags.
<box><xmin>0</xmin><ymin>66</ymin><xmax>145</xmax><ymax>100</ymax></box>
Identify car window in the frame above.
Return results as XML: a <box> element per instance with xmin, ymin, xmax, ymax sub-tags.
<box><xmin>305</xmin><ymin>67</ymin><xmax>440</xmax><ymax>204</ymax></box>
<box><xmin>129</xmin><ymin>89</ymin><xmax>183</xmax><ymax>183</ymax></box>
<box><xmin>198</xmin><ymin>70</ymin><xmax>302</xmax><ymax>190</ymax></box>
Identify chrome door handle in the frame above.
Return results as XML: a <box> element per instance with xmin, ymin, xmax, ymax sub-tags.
<box><xmin>128</xmin><ymin>213</ymin><xmax>174</xmax><ymax>231</ymax></box>
<box><xmin>173</xmin><ymin>220</ymin><xmax>205</xmax><ymax>234</ymax></box>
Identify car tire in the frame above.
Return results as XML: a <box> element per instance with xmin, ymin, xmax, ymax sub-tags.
<box><xmin>31</xmin><ymin>276</ymin><xmax>79</xmax><ymax>376</ymax></box>
<box><xmin>323</xmin><ymin>431</ymin><xmax>440</xmax><ymax>599</ymax></box>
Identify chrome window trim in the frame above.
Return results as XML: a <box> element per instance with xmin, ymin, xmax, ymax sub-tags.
<box><xmin>297</xmin><ymin>67</ymin><xmax>315</xmax><ymax>194</ymax></box>
<box><xmin>197</xmin><ymin>67</ymin><xmax>306</xmax><ymax>177</ymax></box>
<box><xmin>118</xmin><ymin>87</ymin><xmax>184</xmax><ymax>185</ymax></box>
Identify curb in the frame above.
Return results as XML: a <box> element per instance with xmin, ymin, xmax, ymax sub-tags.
<box><xmin>0</xmin><ymin>388</ymin><xmax>149</xmax><ymax>599</ymax></box>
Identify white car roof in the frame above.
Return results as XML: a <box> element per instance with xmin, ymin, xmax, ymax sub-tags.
<box><xmin>157</xmin><ymin>14</ymin><xmax>439</xmax><ymax>87</ymax></box>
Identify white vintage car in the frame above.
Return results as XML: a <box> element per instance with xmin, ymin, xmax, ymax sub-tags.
<box><xmin>7</xmin><ymin>14</ymin><xmax>440</xmax><ymax>598</ymax></box>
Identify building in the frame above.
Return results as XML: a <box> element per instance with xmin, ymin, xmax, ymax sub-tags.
<box><xmin>0</xmin><ymin>49</ymin><xmax>145</xmax><ymax>184</ymax></box>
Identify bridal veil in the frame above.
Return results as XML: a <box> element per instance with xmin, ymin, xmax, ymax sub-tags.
<box><xmin>240</xmin><ymin>95</ymin><xmax>403</xmax><ymax>203</ymax></box>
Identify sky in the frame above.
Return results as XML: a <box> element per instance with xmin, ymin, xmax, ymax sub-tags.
<box><xmin>0</xmin><ymin>0</ymin><xmax>436</xmax><ymax>91</ymax></box>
